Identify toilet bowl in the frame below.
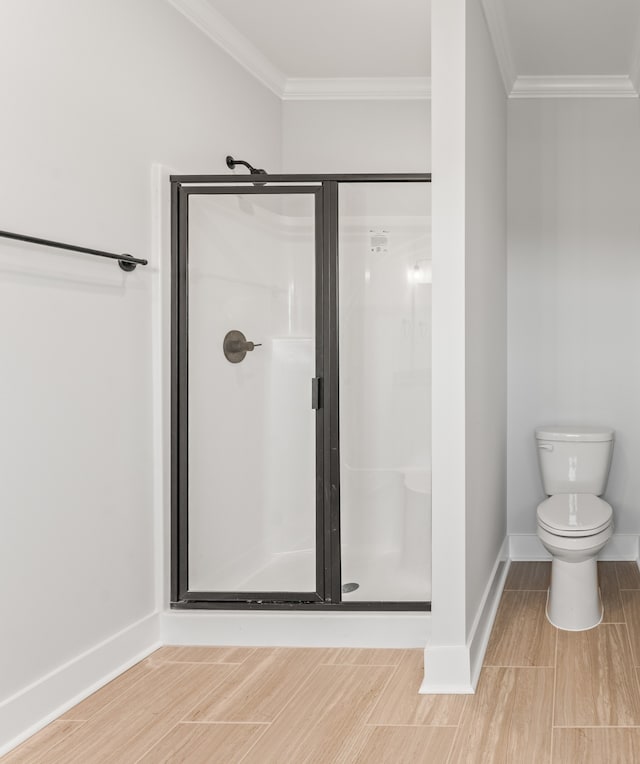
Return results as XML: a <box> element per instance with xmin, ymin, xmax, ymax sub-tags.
<box><xmin>536</xmin><ymin>494</ymin><xmax>613</xmax><ymax>630</ymax></box>
<box><xmin>535</xmin><ymin>426</ymin><xmax>615</xmax><ymax>631</ymax></box>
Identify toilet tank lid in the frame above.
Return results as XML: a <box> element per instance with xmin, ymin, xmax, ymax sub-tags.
<box><xmin>535</xmin><ymin>426</ymin><xmax>614</xmax><ymax>442</ymax></box>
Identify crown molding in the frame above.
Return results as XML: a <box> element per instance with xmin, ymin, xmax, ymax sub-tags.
<box><xmin>167</xmin><ymin>0</ymin><xmax>429</xmax><ymax>102</ymax></box>
<box><xmin>168</xmin><ymin>0</ymin><xmax>640</xmax><ymax>102</ymax></box>
<box><xmin>282</xmin><ymin>77</ymin><xmax>431</xmax><ymax>101</ymax></box>
<box><xmin>510</xmin><ymin>75</ymin><xmax>638</xmax><ymax>99</ymax></box>
<box><xmin>629</xmin><ymin>18</ymin><xmax>640</xmax><ymax>93</ymax></box>
<box><xmin>480</xmin><ymin>0</ymin><xmax>517</xmax><ymax>95</ymax></box>
<box><xmin>167</xmin><ymin>0</ymin><xmax>287</xmax><ymax>97</ymax></box>
<box><xmin>480</xmin><ymin>0</ymin><xmax>639</xmax><ymax>100</ymax></box>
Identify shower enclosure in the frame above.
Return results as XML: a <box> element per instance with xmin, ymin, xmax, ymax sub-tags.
<box><xmin>171</xmin><ymin>172</ymin><xmax>431</xmax><ymax>610</ymax></box>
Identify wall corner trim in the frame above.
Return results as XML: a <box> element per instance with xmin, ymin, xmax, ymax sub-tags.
<box><xmin>509</xmin><ymin>75</ymin><xmax>638</xmax><ymax>99</ymax></box>
<box><xmin>0</xmin><ymin>613</ymin><xmax>161</xmax><ymax>757</ymax></box>
<box><xmin>480</xmin><ymin>0</ymin><xmax>517</xmax><ymax>95</ymax></box>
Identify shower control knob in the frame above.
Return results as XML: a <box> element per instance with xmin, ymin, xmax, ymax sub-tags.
<box><xmin>243</xmin><ymin>341</ymin><xmax>262</xmax><ymax>352</ymax></box>
<box><xmin>223</xmin><ymin>330</ymin><xmax>262</xmax><ymax>363</ymax></box>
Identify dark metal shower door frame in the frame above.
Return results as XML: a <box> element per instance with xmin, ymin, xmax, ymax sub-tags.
<box><xmin>171</xmin><ymin>172</ymin><xmax>432</xmax><ymax>611</ymax></box>
<box><xmin>172</xmin><ymin>182</ymin><xmax>326</xmax><ymax>606</ymax></box>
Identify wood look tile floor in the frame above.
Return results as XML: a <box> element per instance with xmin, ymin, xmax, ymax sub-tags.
<box><xmin>6</xmin><ymin>561</ymin><xmax>640</xmax><ymax>763</ymax></box>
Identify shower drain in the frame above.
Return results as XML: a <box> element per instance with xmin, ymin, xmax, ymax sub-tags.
<box><xmin>342</xmin><ymin>582</ymin><xmax>360</xmax><ymax>594</ymax></box>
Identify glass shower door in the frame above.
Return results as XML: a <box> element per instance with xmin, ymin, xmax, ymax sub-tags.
<box><xmin>181</xmin><ymin>186</ymin><xmax>322</xmax><ymax>601</ymax></box>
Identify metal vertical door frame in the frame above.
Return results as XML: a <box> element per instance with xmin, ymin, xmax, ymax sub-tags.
<box><xmin>322</xmin><ymin>181</ymin><xmax>342</xmax><ymax>604</ymax></box>
<box><xmin>171</xmin><ymin>181</ymin><xmax>189</xmax><ymax>602</ymax></box>
<box><xmin>171</xmin><ymin>182</ymin><xmax>325</xmax><ymax>604</ymax></box>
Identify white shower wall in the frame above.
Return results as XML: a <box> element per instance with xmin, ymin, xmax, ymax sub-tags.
<box><xmin>339</xmin><ymin>224</ymin><xmax>431</xmax><ymax>470</ymax></box>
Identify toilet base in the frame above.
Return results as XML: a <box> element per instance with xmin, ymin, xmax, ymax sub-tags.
<box><xmin>546</xmin><ymin>557</ymin><xmax>603</xmax><ymax>631</ymax></box>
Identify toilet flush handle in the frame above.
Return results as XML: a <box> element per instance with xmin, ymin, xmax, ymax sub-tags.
<box><xmin>538</xmin><ymin>444</ymin><xmax>554</xmax><ymax>451</ymax></box>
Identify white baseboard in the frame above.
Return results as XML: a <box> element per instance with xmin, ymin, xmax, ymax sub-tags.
<box><xmin>420</xmin><ymin>644</ymin><xmax>474</xmax><ymax>694</ymax></box>
<box><xmin>421</xmin><ymin>537</ymin><xmax>509</xmax><ymax>694</ymax></box>
<box><xmin>468</xmin><ymin>538</ymin><xmax>510</xmax><ymax>689</ymax></box>
<box><xmin>0</xmin><ymin>613</ymin><xmax>161</xmax><ymax>757</ymax></box>
<box><xmin>160</xmin><ymin>610</ymin><xmax>430</xmax><ymax>648</ymax></box>
<box><xmin>509</xmin><ymin>533</ymin><xmax>639</xmax><ymax>561</ymax></box>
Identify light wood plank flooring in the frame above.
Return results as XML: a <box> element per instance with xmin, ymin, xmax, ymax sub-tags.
<box><xmin>5</xmin><ymin>561</ymin><xmax>640</xmax><ymax>763</ymax></box>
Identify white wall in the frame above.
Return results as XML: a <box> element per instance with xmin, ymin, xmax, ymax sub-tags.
<box><xmin>507</xmin><ymin>98</ymin><xmax>640</xmax><ymax>537</ymax></box>
<box><xmin>424</xmin><ymin>0</ymin><xmax>507</xmax><ymax>692</ymax></box>
<box><xmin>464</xmin><ymin>0</ymin><xmax>508</xmax><ymax>637</ymax></box>
<box><xmin>0</xmin><ymin>0</ymin><xmax>281</xmax><ymax>750</ymax></box>
<box><xmin>424</xmin><ymin>0</ymin><xmax>469</xmax><ymax>689</ymax></box>
<box><xmin>282</xmin><ymin>100</ymin><xmax>431</xmax><ymax>173</ymax></box>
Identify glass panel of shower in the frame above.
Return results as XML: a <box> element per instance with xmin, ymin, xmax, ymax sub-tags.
<box><xmin>178</xmin><ymin>186</ymin><xmax>323</xmax><ymax>601</ymax></box>
<box><xmin>338</xmin><ymin>183</ymin><xmax>432</xmax><ymax>602</ymax></box>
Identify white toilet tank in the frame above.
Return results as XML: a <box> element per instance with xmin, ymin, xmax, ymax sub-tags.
<box><xmin>535</xmin><ymin>426</ymin><xmax>614</xmax><ymax>495</ymax></box>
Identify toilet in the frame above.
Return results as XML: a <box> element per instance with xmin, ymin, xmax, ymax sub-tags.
<box><xmin>535</xmin><ymin>425</ymin><xmax>614</xmax><ymax>631</ymax></box>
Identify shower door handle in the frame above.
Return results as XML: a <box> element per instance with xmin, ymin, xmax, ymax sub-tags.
<box><xmin>311</xmin><ymin>377</ymin><xmax>322</xmax><ymax>410</ymax></box>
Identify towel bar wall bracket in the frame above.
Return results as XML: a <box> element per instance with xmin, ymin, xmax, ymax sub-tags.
<box><xmin>0</xmin><ymin>229</ymin><xmax>148</xmax><ymax>271</ymax></box>
<box><xmin>118</xmin><ymin>258</ymin><xmax>138</xmax><ymax>272</ymax></box>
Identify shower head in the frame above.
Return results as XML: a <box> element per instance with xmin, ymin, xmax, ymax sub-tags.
<box><xmin>226</xmin><ymin>155</ymin><xmax>267</xmax><ymax>186</ymax></box>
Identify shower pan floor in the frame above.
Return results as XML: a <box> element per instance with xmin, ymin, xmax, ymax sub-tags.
<box><xmin>235</xmin><ymin>548</ymin><xmax>429</xmax><ymax>603</ymax></box>
<box><xmin>341</xmin><ymin>548</ymin><xmax>430</xmax><ymax>602</ymax></box>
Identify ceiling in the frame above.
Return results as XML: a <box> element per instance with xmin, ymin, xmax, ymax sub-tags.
<box><xmin>504</xmin><ymin>0</ymin><xmax>640</xmax><ymax>78</ymax></box>
<box><xmin>169</xmin><ymin>0</ymin><xmax>640</xmax><ymax>98</ymax></box>
<box><xmin>207</xmin><ymin>0</ymin><xmax>430</xmax><ymax>79</ymax></box>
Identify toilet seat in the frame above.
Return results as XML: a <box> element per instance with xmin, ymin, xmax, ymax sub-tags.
<box><xmin>537</xmin><ymin>494</ymin><xmax>612</xmax><ymax>538</ymax></box>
